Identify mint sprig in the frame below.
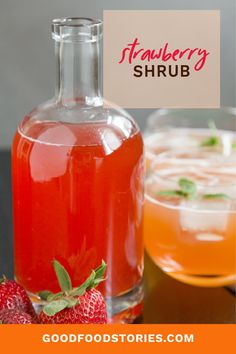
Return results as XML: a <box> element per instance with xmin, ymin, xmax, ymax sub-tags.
<box><xmin>200</xmin><ymin>120</ymin><xmax>236</xmax><ymax>149</ymax></box>
<box><xmin>201</xmin><ymin>136</ymin><xmax>220</xmax><ymax>147</ymax></box>
<box><xmin>201</xmin><ymin>120</ymin><xmax>220</xmax><ymax>147</ymax></box>
<box><xmin>157</xmin><ymin>177</ymin><xmax>231</xmax><ymax>201</ymax></box>
<box><xmin>157</xmin><ymin>178</ymin><xmax>197</xmax><ymax>200</ymax></box>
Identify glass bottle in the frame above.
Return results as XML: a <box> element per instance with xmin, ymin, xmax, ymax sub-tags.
<box><xmin>12</xmin><ymin>18</ymin><xmax>144</xmax><ymax>323</ymax></box>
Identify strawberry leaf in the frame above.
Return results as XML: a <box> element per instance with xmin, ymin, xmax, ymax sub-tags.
<box><xmin>43</xmin><ymin>299</ymin><xmax>69</xmax><ymax>316</ymax></box>
<box><xmin>66</xmin><ymin>298</ymin><xmax>79</xmax><ymax>308</ymax></box>
<box><xmin>38</xmin><ymin>290</ymin><xmax>53</xmax><ymax>301</ymax></box>
<box><xmin>53</xmin><ymin>260</ymin><xmax>72</xmax><ymax>294</ymax></box>
<box><xmin>46</xmin><ymin>292</ymin><xmax>64</xmax><ymax>302</ymax></box>
<box><xmin>70</xmin><ymin>271</ymin><xmax>96</xmax><ymax>297</ymax></box>
<box><xmin>92</xmin><ymin>278</ymin><xmax>106</xmax><ymax>287</ymax></box>
<box><xmin>94</xmin><ymin>260</ymin><xmax>106</xmax><ymax>279</ymax></box>
<box><xmin>69</xmin><ymin>261</ymin><xmax>107</xmax><ymax>296</ymax></box>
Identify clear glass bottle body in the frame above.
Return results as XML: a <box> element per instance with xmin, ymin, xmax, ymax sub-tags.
<box><xmin>12</xmin><ymin>18</ymin><xmax>144</xmax><ymax>322</ymax></box>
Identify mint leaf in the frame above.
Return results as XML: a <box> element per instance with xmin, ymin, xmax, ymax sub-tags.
<box><xmin>157</xmin><ymin>178</ymin><xmax>197</xmax><ymax>200</ymax></box>
<box><xmin>201</xmin><ymin>136</ymin><xmax>220</xmax><ymax>147</ymax></box>
<box><xmin>157</xmin><ymin>190</ymin><xmax>186</xmax><ymax>198</ymax></box>
<box><xmin>201</xmin><ymin>120</ymin><xmax>220</xmax><ymax>147</ymax></box>
<box><xmin>232</xmin><ymin>142</ymin><xmax>236</xmax><ymax>150</ymax></box>
<box><xmin>43</xmin><ymin>299</ymin><xmax>69</xmax><ymax>316</ymax></box>
<box><xmin>53</xmin><ymin>260</ymin><xmax>72</xmax><ymax>294</ymax></box>
<box><xmin>178</xmin><ymin>178</ymin><xmax>197</xmax><ymax>198</ymax></box>
<box><xmin>203</xmin><ymin>193</ymin><xmax>231</xmax><ymax>200</ymax></box>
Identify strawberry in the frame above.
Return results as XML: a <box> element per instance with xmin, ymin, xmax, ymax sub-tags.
<box><xmin>0</xmin><ymin>277</ymin><xmax>38</xmax><ymax>322</ymax></box>
<box><xmin>38</xmin><ymin>260</ymin><xmax>107</xmax><ymax>324</ymax></box>
<box><xmin>39</xmin><ymin>288</ymin><xmax>107</xmax><ymax>324</ymax></box>
<box><xmin>0</xmin><ymin>309</ymin><xmax>37</xmax><ymax>324</ymax></box>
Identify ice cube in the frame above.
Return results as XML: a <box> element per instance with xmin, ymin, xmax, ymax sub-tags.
<box><xmin>180</xmin><ymin>199</ymin><xmax>231</xmax><ymax>233</ymax></box>
<box><xmin>165</xmin><ymin>133</ymin><xmax>199</xmax><ymax>149</ymax></box>
<box><xmin>195</xmin><ymin>233</ymin><xmax>223</xmax><ymax>241</ymax></box>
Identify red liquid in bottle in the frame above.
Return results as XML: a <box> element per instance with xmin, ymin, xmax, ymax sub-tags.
<box><xmin>12</xmin><ymin>118</ymin><xmax>144</xmax><ymax>296</ymax></box>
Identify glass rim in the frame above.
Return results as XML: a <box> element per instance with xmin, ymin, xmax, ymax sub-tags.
<box><xmin>148</xmin><ymin>106</ymin><xmax>236</xmax><ymax>117</ymax></box>
<box><xmin>51</xmin><ymin>17</ymin><xmax>102</xmax><ymax>43</ymax></box>
<box><xmin>52</xmin><ymin>17</ymin><xmax>102</xmax><ymax>28</ymax></box>
<box><xmin>144</xmin><ymin>191</ymin><xmax>236</xmax><ymax>213</ymax></box>
<box><xmin>148</xmin><ymin>155</ymin><xmax>236</xmax><ymax>188</ymax></box>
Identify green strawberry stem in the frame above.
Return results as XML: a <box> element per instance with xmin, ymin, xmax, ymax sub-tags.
<box><xmin>38</xmin><ymin>260</ymin><xmax>106</xmax><ymax>316</ymax></box>
<box><xmin>0</xmin><ymin>275</ymin><xmax>7</xmax><ymax>284</ymax></box>
<box><xmin>38</xmin><ymin>290</ymin><xmax>54</xmax><ymax>301</ymax></box>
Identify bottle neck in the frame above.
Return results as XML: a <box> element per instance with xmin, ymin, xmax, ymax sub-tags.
<box><xmin>54</xmin><ymin>38</ymin><xmax>102</xmax><ymax>106</ymax></box>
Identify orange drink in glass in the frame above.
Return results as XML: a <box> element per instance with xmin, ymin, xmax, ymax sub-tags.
<box><xmin>144</xmin><ymin>109</ymin><xmax>236</xmax><ymax>286</ymax></box>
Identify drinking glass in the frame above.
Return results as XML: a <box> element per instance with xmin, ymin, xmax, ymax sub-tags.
<box><xmin>144</xmin><ymin>108</ymin><xmax>236</xmax><ymax>286</ymax></box>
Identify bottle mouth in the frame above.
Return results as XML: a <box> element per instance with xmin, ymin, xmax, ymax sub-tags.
<box><xmin>52</xmin><ymin>17</ymin><xmax>102</xmax><ymax>43</ymax></box>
